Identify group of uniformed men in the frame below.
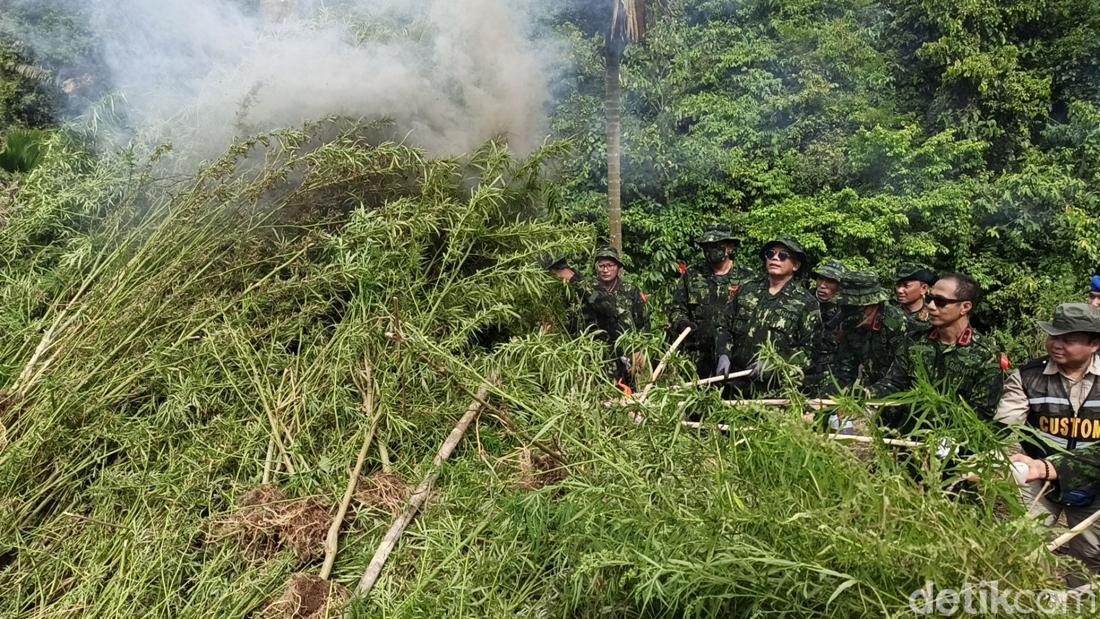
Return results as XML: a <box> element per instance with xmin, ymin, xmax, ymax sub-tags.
<box><xmin>548</xmin><ymin>226</ymin><xmax>1100</xmax><ymax>566</ymax></box>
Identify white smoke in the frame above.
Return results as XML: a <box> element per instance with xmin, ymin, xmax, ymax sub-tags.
<box><xmin>13</xmin><ymin>0</ymin><xmax>561</xmax><ymax>159</ymax></box>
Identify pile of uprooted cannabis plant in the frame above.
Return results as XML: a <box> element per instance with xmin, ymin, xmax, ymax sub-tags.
<box><xmin>0</xmin><ymin>125</ymin><xmax>1092</xmax><ymax>618</ymax></box>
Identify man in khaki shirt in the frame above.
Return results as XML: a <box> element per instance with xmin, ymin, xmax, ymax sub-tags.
<box><xmin>996</xmin><ymin>303</ymin><xmax>1100</xmax><ymax>563</ymax></box>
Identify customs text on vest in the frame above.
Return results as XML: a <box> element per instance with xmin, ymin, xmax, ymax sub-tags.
<box><xmin>1020</xmin><ymin>357</ymin><xmax>1100</xmax><ymax>460</ymax></box>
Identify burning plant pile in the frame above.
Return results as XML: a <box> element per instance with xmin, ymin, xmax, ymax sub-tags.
<box><xmin>0</xmin><ymin>127</ymin><xmax>1091</xmax><ymax>617</ymax></box>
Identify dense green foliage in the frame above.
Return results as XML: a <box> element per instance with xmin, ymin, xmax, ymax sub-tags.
<box><xmin>552</xmin><ymin>0</ymin><xmax>1100</xmax><ymax>358</ymax></box>
<box><xmin>1</xmin><ymin>1</ymin><xmax>1099</xmax><ymax>617</ymax></box>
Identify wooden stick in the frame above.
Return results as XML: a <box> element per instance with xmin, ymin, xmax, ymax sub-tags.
<box><xmin>1048</xmin><ymin>506</ymin><xmax>1100</xmax><ymax>552</ymax></box>
<box><xmin>354</xmin><ymin>376</ymin><xmax>496</xmax><ymax>597</ymax></box>
<box><xmin>638</xmin><ymin>327</ymin><xmax>692</xmax><ymax>400</ymax></box>
<box><xmin>827</xmin><ymin>433</ymin><xmax>924</xmax><ymax>448</ymax></box>
<box><xmin>681</xmin><ymin>420</ymin><xmax>732</xmax><ymax>433</ymax></box>
<box><xmin>722</xmin><ymin>398</ymin><xmax>891</xmax><ymax>409</ymax></box>
<box><xmin>320</xmin><ymin>363</ymin><xmax>380</xmax><ymax>581</ymax></box>
<box><xmin>675</xmin><ymin>369</ymin><xmax>754</xmax><ymax>389</ymax></box>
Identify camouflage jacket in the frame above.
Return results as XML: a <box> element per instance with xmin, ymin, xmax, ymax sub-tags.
<box><xmin>669</xmin><ymin>264</ymin><xmax>756</xmax><ymax>354</ymax></box>
<box><xmin>870</xmin><ymin>326</ymin><xmax>1005</xmax><ymax>421</ymax></box>
<box><xmin>805</xmin><ymin>299</ymin><xmax>844</xmax><ymax>390</ymax></box>
<box><xmin>1053</xmin><ymin>444</ymin><xmax>1100</xmax><ymax>493</ymax></box>
<box><xmin>900</xmin><ymin>303</ymin><xmax>933</xmax><ymax>336</ymax></box>
<box><xmin>819</xmin><ymin>300</ymin><xmax>844</xmax><ymax>360</ymax></box>
<box><xmin>831</xmin><ymin>304</ymin><xmax>911</xmax><ymax>390</ymax></box>
<box><xmin>719</xmin><ymin>277</ymin><xmax>823</xmax><ymax>370</ymax></box>
<box><xmin>569</xmin><ymin>275</ymin><xmax>649</xmax><ymax>351</ymax></box>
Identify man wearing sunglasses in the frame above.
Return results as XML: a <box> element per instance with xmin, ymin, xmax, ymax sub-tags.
<box><xmin>717</xmin><ymin>237</ymin><xmax>822</xmax><ymax>393</ymax></box>
<box><xmin>669</xmin><ymin>225</ymin><xmax>755</xmax><ymax>380</ymax></box>
<box><xmin>870</xmin><ymin>272</ymin><xmax>1005</xmax><ymax>428</ymax></box>
<box><xmin>997</xmin><ymin>303</ymin><xmax>1100</xmax><ymax>565</ymax></box>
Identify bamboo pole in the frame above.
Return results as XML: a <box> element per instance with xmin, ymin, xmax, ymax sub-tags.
<box><xmin>1048</xmin><ymin>507</ymin><xmax>1100</xmax><ymax>552</ymax></box>
<box><xmin>826</xmin><ymin>433</ymin><xmax>924</xmax><ymax>449</ymax></box>
<box><xmin>353</xmin><ymin>376</ymin><xmax>496</xmax><ymax>597</ymax></box>
<box><xmin>638</xmin><ymin>327</ymin><xmax>691</xmax><ymax>400</ymax></box>
<box><xmin>320</xmin><ymin>363</ymin><xmax>380</xmax><ymax>581</ymax></box>
<box><xmin>675</xmin><ymin>369</ymin><xmax>754</xmax><ymax>390</ymax></box>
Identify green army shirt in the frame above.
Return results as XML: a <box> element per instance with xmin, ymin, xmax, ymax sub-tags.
<box><xmin>720</xmin><ymin>277</ymin><xmax>823</xmax><ymax>371</ymax></box>
<box><xmin>832</xmin><ymin>303</ymin><xmax>912</xmax><ymax>390</ymax></box>
<box><xmin>670</xmin><ymin>264</ymin><xmax>756</xmax><ymax>355</ymax></box>
<box><xmin>570</xmin><ymin>274</ymin><xmax>649</xmax><ymax>351</ymax></box>
<box><xmin>871</xmin><ymin>325</ymin><xmax>1005</xmax><ymax>422</ymax></box>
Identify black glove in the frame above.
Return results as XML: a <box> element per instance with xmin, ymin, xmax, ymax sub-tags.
<box><xmin>673</xmin><ymin>318</ymin><xmax>699</xmax><ymax>334</ymax></box>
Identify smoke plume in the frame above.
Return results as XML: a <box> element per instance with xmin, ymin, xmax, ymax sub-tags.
<box><xmin>8</xmin><ymin>0</ymin><xmax>561</xmax><ymax>159</ymax></box>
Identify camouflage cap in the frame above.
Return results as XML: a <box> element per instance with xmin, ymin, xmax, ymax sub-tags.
<box><xmin>1039</xmin><ymin>303</ymin><xmax>1100</xmax><ymax>336</ymax></box>
<box><xmin>759</xmin><ymin>237</ymin><xmax>813</xmax><ymax>273</ymax></box>
<box><xmin>594</xmin><ymin>245</ymin><xmax>624</xmax><ymax>266</ymax></box>
<box><xmin>542</xmin><ymin>254</ymin><xmax>571</xmax><ymax>272</ymax></box>
<box><xmin>895</xmin><ymin>263</ymin><xmax>938</xmax><ymax>285</ymax></box>
<box><xmin>839</xmin><ymin>271</ymin><xmax>891</xmax><ymax>306</ymax></box>
<box><xmin>811</xmin><ymin>259</ymin><xmax>847</xmax><ymax>283</ymax></box>
<box><xmin>696</xmin><ymin>224</ymin><xmax>740</xmax><ymax>245</ymax></box>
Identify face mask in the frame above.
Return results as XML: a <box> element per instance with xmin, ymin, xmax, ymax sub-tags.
<box><xmin>703</xmin><ymin>246</ymin><xmax>728</xmax><ymax>265</ymax></box>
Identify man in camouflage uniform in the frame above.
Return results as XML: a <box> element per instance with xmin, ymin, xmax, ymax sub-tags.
<box><xmin>871</xmin><ymin>272</ymin><xmax>1006</xmax><ymax>429</ymax></box>
<box><xmin>669</xmin><ymin>225</ymin><xmax>755</xmax><ymax>379</ymax></box>
<box><xmin>894</xmin><ymin>264</ymin><xmax>937</xmax><ymax>335</ymax></box>
<box><xmin>553</xmin><ymin>245</ymin><xmax>649</xmax><ymax>386</ymax></box>
<box><xmin>830</xmin><ymin>271</ymin><xmax>912</xmax><ymax>391</ymax></box>
<box><xmin>718</xmin><ymin>237</ymin><xmax>823</xmax><ymax>394</ymax></box>
<box><xmin>806</xmin><ymin>260</ymin><xmax>848</xmax><ymax>386</ymax></box>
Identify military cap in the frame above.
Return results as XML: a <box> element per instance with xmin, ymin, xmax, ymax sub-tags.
<box><xmin>839</xmin><ymin>271</ymin><xmax>891</xmax><ymax>306</ymax></box>
<box><xmin>895</xmin><ymin>263</ymin><xmax>938</xmax><ymax>285</ymax></box>
<box><xmin>811</xmin><ymin>259</ymin><xmax>847</xmax><ymax>283</ymax></box>
<box><xmin>542</xmin><ymin>254</ymin><xmax>571</xmax><ymax>272</ymax></box>
<box><xmin>594</xmin><ymin>245</ymin><xmax>624</xmax><ymax>267</ymax></box>
<box><xmin>696</xmin><ymin>225</ymin><xmax>740</xmax><ymax>246</ymax></box>
<box><xmin>759</xmin><ymin>237</ymin><xmax>813</xmax><ymax>273</ymax></box>
<box><xmin>1091</xmin><ymin>275</ymin><xmax>1100</xmax><ymax>293</ymax></box>
<box><xmin>1038</xmin><ymin>303</ymin><xmax>1100</xmax><ymax>336</ymax></box>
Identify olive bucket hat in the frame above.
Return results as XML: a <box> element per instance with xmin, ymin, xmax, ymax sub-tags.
<box><xmin>594</xmin><ymin>245</ymin><xmax>624</xmax><ymax>267</ymax></box>
<box><xmin>839</xmin><ymin>271</ymin><xmax>891</xmax><ymax>306</ymax></box>
<box><xmin>1038</xmin><ymin>303</ymin><xmax>1100</xmax><ymax>336</ymax></box>
<box><xmin>812</xmin><ymin>259</ymin><xmax>848</xmax><ymax>283</ymax></box>
<box><xmin>696</xmin><ymin>224</ymin><xmax>740</xmax><ymax>246</ymax></box>
<box><xmin>759</xmin><ymin>237</ymin><xmax>813</xmax><ymax>273</ymax></box>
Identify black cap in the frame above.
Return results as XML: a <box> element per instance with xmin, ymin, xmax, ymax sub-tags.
<box><xmin>895</xmin><ymin>263</ymin><xmax>937</xmax><ymax>286</ymax></box>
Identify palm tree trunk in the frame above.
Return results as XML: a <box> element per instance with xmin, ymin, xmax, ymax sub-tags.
<box><xmin>605</xmin><ymin>50</ymin><xmax>623</xmax><ymax>253</ymax></box>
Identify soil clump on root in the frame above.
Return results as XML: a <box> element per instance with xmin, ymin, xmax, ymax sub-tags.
<box><xmin>260</xmin><ymin>573</ymin><xmax>350</xmax><ymax>619</ymax></box>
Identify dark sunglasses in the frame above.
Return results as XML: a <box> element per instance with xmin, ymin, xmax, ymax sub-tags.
<box><xmin>925</xmin><ymin>294</ymin><xmax>969</xmax><ymax>307</ymax></box>
<box><xmin>764</xmin><ymin>249</ymin><xmax>792</xmax><ymax>262</ymax></box>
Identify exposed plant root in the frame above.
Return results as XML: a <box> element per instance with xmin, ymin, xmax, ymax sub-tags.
<box><xmin>260</xmin><ymin>573</ymin><xmax>350</xmax><ymax>619</ymax></box>
<box><xmin>210</xmin><ymin>486</ymin><xmax>329</xmax><ymax>561</ymax></box>
<box><xmin>353</xmin><ymin>471</ymin><xmax>410</xmax><ymax>515</ymax></box>
<box><xmin>515</xmin><ymin>447</ymin><xmax>568</xmax><ymax>490</ymax></box>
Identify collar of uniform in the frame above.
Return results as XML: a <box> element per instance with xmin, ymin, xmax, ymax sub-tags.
<box><xmin>928</xmin><ymin>325</ymin><xmax>974</xmax><ymax>347</ymax></box>
<box><xmin>1042</xmin><ymin>354</ymin><xmax>1100</xmax><ymax>378</ymax></box>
